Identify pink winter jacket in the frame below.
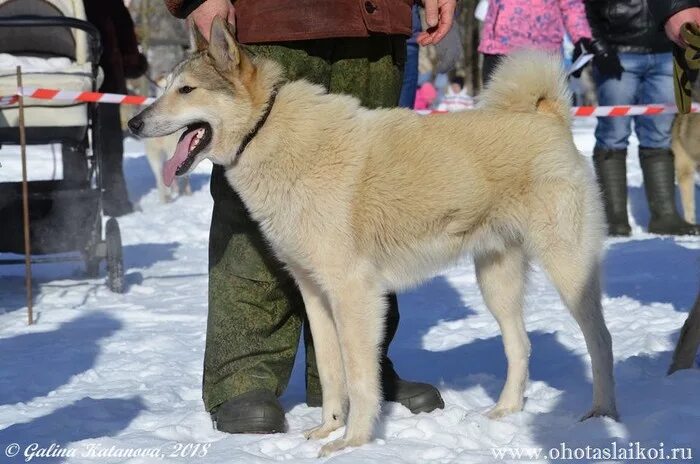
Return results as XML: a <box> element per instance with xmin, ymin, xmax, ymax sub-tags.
<box><xmin>414</xmin><ymin>82</ymin><xmax>438</xmax><ymax>110</ymax></box>
<box><xmin>478</xmin><ymin>0</ymin><xmax>592</xmax><ymax>55</ymax></box>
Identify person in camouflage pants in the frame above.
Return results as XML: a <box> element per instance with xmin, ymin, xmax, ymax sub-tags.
<box><xmin>166</xmin><ymin>0</ymin><xmax>455</xmax><ymax>434</ymax></box>
<box><xmin>206</xmin><ymin>37</ymin><xmax>446</xmax><ymax>433</ymax></box>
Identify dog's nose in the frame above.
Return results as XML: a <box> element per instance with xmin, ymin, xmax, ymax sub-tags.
<box><xmin>128</xmin><ymin>117</ymin><xmax>144</xmax><ymax>134</ymax></box>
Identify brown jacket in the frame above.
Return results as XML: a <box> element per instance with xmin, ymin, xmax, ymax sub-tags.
<box><xmin>164</xmin><ymin>0</ymin><xmax>413</xmax><ymax>44</ymax></box>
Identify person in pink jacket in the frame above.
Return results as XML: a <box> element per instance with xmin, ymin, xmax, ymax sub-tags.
<box><xmin>414</xmin><ymin>81</ymin><xmax>438</xmax><ymax>110</ymax></box>
<box><xmin>478</xmin><ymin>0</ymin><xmax>598</xmax><ymax>83</ymax></box>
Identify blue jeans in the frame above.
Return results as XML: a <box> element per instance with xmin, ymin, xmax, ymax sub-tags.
<box><xmin>399</xmin><ymin>40</ymin><xmax>419</xmax><ymax>108</ymax></box>
<box><xmin>594</xmin><ymin>52</ymin><xmax>674</xmax><ymax>151</ymax></box>
<box><xmin>398</xmin><ymin>5</ymin><xmax>421</xmax><ymax>108</ymax></box>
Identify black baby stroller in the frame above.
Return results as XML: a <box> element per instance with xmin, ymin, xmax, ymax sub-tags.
<box><xmin>0</xmin><ymin>0</ymin><xmax>125</xmax><ymax>293</ymax></box>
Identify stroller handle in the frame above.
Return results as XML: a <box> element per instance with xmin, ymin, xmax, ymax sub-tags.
<box><xmin>0</xmin><ymin>15</ymin><xmax>101</xmax><ymax>63</ymax></box>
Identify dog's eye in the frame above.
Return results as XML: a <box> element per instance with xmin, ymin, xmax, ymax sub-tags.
<box><xmin>179</xmin><ymin>86</ymin><xmax>195</xmax><ymax>94</ymax></box>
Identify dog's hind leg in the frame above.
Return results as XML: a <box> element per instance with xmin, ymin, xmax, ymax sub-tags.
<box><xmin>529</xmin><ymin>183</ymin><xmax>618</xmax><ymax>420</ymax></box>
<box><xmin>319</xmin><ymin>277</ymin><xmax>385</xmax><ymax>457</ymax></box>
<box><xmin>290</xmin><ymin>271</ymin><xmax>347</xmax><ymax>440</ymax></box>
<box><xmin>475</xmin><ymin>246</ymin><xmax>530</xmax><ymax>418</ymax></box>
<box><xmin>542</xmin><ymin>257</ymin><xmax>617</xmax><ymax>420</ymax></box>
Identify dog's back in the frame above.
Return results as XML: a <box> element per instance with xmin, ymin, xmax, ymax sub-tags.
<box><xmin>349</xmin><ymin>53</ymin><xmax>591</xmax><ymax>286</ymax></box>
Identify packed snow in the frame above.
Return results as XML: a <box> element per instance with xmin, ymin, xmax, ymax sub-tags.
<box><xmin>0</xmin><ymin>118</ymin><xmax>699</xmax><ymax>463</ymax></box>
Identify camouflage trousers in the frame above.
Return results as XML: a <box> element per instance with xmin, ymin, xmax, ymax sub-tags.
<box><xmin>204</xmin><ymin>36</ymin><xmax>407</xmax><ymax>411</ymax></box>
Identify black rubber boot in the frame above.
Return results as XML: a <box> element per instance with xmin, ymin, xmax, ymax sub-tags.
<box><xmin>306</xmin><ymin>359</ymin><xmax>445</xmax><ymax>414</ymax></box>
<box><xmin>639</xmin><ymin>148</ymin><xmax>700</xmax><ymax>236</ymax></box>
<box><xmin>211</xmin><ymin>390</ymin><xmax>286</xmax><ymax>434</ymax></box>
<box><xmin>593</xmin><ymin>147</ymin><xmax>631</xmax><ymax>236</ymax></box>
<box><xmin>379</xmin><ymin>358</ymin><xmax>445</xmax><ymax>414</ymax></box>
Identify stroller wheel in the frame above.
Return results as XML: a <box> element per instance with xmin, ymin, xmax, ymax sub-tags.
<box><xmin>84</xmin><ymin>210</ymin><xmax>103</xmax><ymax>278</ymax></box>
<box><xmin>105</xmin><ymin>218</ymin><xmax>125</xmax><ymax>293</ymax></box>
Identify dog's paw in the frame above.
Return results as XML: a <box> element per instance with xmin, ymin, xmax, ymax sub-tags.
<box><xmin>580</xmin><ymin>406</ymin><xmax>619</xmax><ymax>422</ymax></box>
<box><xmin>318</xmin><ymin>436</ymin><xmax>366</xmax><ymax>457</ymax></box>
<box><xmin>487</xmin><ymin>403</ymin><xmax>522</xmax><ymax>419</ymax></box>
<box><xmin>304</xmin><ymin>421</ymin><xmax>343</xmax><ymax>440</ymax></box>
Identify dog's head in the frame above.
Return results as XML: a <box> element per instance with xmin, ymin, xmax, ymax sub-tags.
<box><xmin>128</xmin><ymin>17</ymin><xmax>270</xmax><ymax>186</ymax></box>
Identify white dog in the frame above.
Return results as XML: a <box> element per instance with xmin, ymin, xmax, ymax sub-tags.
<box><xmin>130</xmin><ymin>18</ymin><xmax>618</xmax><ymax>456</ymax></box>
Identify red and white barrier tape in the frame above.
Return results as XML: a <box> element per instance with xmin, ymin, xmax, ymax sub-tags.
<box><xmin>421</xmin><ymin>103</ymin><xmax>699</xmax><ymax>117</ymax></box>
<box><xmin>1</xmin><ymin>87</ymin><xmax>698</xmax><ymax>117</ymax></box>
<box><xmin>0</xmin><ymin>94</ymin><xmax>18</xmax><ymax>106</ymax></box>
<box><xmin>0</xmin><ymin>87</ymin><xmax>154</xmax><ymax>107</ymax></box>
<box><xmin>570</xmin><ymin>104</ymin><xmax>695</xmax><ymax>117</ymax></box>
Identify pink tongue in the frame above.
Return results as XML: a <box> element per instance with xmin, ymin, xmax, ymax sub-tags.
<box><xmin>164</xmin><ymin>130</ymin><xmax>199</xmax><ymax>187</ymax></box>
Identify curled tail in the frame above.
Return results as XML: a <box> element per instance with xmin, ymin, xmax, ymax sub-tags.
<box><xmin>480</xmin><ymin>50</ymin><xmax>572</xmax><ymax>126</ymax></box>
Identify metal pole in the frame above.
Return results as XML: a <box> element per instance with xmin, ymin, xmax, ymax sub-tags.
<box><xmin>17</xmin><ymin>66</ymin><xmax>33</xmax><ymax>325</ymax></box>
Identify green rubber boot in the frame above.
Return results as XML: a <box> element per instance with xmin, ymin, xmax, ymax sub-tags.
<box><xmin>639</xmin><ymin>148</ymin><xmax>700</xmax><ymax>236</ymax></box>
<box><xmin>211</xmin><ymin>390</ymin><xmax>286</xmax><ymax>434</ymax></box>
<box><xmin>593</xmin><ymin>147</ymin><xmax>632</xmax><ymax>236</ymax></box>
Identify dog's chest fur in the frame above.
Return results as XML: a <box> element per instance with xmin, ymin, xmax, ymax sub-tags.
<box><xmin>224</xmin><ymin>90</ymin><xmax>365</xmax><ymax>275</ymax></box>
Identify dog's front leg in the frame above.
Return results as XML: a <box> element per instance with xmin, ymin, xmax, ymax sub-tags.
<box><xmin>319</xmin><ymin>278</ymin><xmax>385</xmax><ymax>457</ymax></box>
<box><xmin>291</xmin><ymin>270</ymin><xmax>347</xmax><ymax>440</ymax></box>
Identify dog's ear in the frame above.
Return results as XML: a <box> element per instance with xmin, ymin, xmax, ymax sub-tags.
<box><xmin>208</xmin><ymin>16</ymin><xmax>240</xmax><ymax>72</ymax></box>
<box><xmin>190</xmin><ymin>23</ymin><xmax>208</xmax><ymax>52</ymax></box>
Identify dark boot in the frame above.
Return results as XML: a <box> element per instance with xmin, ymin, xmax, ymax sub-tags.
<box><xmin>102</xmin><ymin>155</ymin><xmax>134</xmax><ymax>217</ymax></box>
<box><xmin>376</xmin><ymin>294</ymin><xmax>444</xmax><ymax>413</ymax></box>
<box><xmin>305</xmin><ymin>360</ymin><xmax>445</xmax><ymax>414</ymax></box>
<box><xmin>99</xmin><ymin>103</ymin><xmax>134</xmax><ymax>217</ymax></box>
<box><xmin>211</xmin><ymin>390</ymin><xmax>286</xmax><ymax>434</ymax></box>
<box><xmin>639</xmin><ymin>148</ymin><xmax>700</xmax><ymax>236</ymax></box>
<box><xmin>593</xmin><ymin>147</ymin><xmax>631</xmax><ymax>236</ymax></box>
<box><xmin>379</xmin><ymin>358</ymin><xmax>445</xmax><ymax>414</ymax></box>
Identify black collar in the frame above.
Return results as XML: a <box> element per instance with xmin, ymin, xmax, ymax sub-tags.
<box><xmin>233</xmin><ymin>86</ymin><xmax>279</xmax><ymax>163</ymax></box>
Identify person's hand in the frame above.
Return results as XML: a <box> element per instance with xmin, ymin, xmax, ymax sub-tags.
<box><xmin>417</xmin><ymin>0</ymin><xmax>456</xmax><ymax>46</ymax></box>
<box><xmin>665</xmin><ymin>7</ymin><xmax>700</xmax><ymax>47</ymax></box>
<box><xmin>190</xmin><ymin>0</ymin><xmax>235</xmax><ymax>40</ymax></box>
<box><xmin>570</xmin><ymin>38</ymin><xmax>623</xmax><ymax>80</ymax></box>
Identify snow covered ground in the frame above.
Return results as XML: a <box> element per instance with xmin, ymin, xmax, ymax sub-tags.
<box><xmin>1</xmin><ymin>118</ymin><xmax>699</xmax><ymax>463</ymax></box>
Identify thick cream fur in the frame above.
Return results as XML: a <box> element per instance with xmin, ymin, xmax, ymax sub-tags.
<box><xmin>134</xmin><ymin>25</ymin><xmax>618</xmax><ymax>456</ymax></box>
